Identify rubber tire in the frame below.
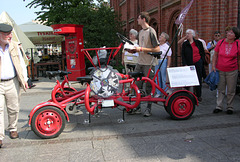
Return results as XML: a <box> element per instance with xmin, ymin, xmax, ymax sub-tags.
<box><xmin>166</xmin><ymin>92</ymin><xmax>195</xmax><ymax>120</ymax></box>
<box><xmin>31</xmin><ymin>106</ymin><xmax>66</xmax><ymax>139</ymax></box>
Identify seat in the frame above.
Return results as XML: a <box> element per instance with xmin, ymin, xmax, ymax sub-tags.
<box><xmin>77</xmin><ymin>76</ymin><xmax>93</xmax><ymax>84</ymax></box>
<box><xmin>128</xmin><ymin>72</ymin><xmax>144</xmax><ymax>80</ymax></box>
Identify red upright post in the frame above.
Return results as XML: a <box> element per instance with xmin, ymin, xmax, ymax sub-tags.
<box><xmin>51</xmin><ymin>24</ymin><xmax>86</xmax><ymax>81</ymax></box>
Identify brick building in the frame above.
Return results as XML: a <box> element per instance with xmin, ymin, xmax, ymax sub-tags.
<box><xmin>110</xmin><ymin>0</ymin><xmax>240</xmax><ymax>66</ymax></box>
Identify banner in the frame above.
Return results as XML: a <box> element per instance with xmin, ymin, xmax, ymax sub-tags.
<box><xmin>175</xmin><ymin>0</ymin><xmax>194</xmax><ymax>25</ymax></box>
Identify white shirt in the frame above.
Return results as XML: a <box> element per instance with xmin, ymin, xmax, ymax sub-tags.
<box><xmin>159</xmin><ymin>43</ymin><xmax>172</xmax><ymax>59</ymax></box>
<box><xmin>198</xmin><ymin>38</ymin><xmax>207</xmax><ymax>50</ymax></box>
<box><xmin>0</xmin><ymin>44</ymin><xmax>28</xmax><ymax>81</ymax></box>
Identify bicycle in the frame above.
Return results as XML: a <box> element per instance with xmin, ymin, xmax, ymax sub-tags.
<box><xmin>28</xmin><ymin>33</ymin><xmax>198</xmax><ymax>139</ymax></box>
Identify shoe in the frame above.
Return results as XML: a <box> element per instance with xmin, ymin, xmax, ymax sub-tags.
<box><xmin>143</xmin><ymin>106</ymin><xmax>151</xmax><ymax>117</ymax></box>
<box><xmin>128</xmin><ymin>106</ymin><xmax>141</xmax><ymax>115</ymax></box>
<box><xmin>226</xmin><ymin>109</ymin><xmax>233</xmax><ymax>114</ymax></box>
<box><xmin>154</xmin><ymin>94</ymin><xmax>161</xmax><ymax>98</ymax></box>
<box><xmin>143</xmin><ymin>108</ymin><xmax>151</xmax><ymax>117</ymax></box>
<box><xmin>29</xmin><ymin>85</ymin><xmax>36</xmax><ymax>89</ymax></box>
<box><xmin>0</xmin><ymin>140</ymin><xmax>2</xmax><ymax>148</ymax></box>
<box><xmin>198</xmin><ymin>97</ymin><xmax>202</xmax><ymax>102</ymax></box>
<box><xmin>9</xmin><ymin>131</ymin><xmax>19</xmax><ymax>139</ymax></box>
<box><xmin>213</xmin><ymin>109</ymin><xmax>222</xmax><ymax>113</ymax></box>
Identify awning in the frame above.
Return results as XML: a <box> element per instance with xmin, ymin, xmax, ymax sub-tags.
<box><xmin>0</xmin><ymin>11</ymin><xmax>40</xmax><ymax>63</ymax></box>
<box><xmin>19</xmin><ymin>22</ymin><xmax>64</xmax><ymax>45</ymax></box>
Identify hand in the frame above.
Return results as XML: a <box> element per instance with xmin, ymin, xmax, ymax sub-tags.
<box><xmin>125</xmin><ymin>47</ymin><xmax>138</xmax><ymax>53</ymax></box>
<box><xmin>212</xmin><ymin>66</ymin><xmax>216</xmax><ymax>72</ymax></box>
<box><xmin>25</xmin><ymin>82</ymin><xmax>29</xmax><ymax>89</ymax></box>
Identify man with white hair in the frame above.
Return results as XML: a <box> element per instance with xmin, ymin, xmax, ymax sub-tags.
<box><xmin>154</xmin><ymin>32</ymin><xmax>172</xmax><ymax>97</ymax></box>
<box><xmin>0</xmin><ymin>23</ymin><xmax>28</xmax><ymax>148</ymax></box>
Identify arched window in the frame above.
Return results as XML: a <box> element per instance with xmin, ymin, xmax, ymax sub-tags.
<box><xmin>168</xmin><ymin>10</ymin><xmax>181</xmax><ymax>67</ymax></box>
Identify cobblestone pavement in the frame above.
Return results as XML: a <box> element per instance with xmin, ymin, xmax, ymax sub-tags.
<box><xmin>1</xmin><ymin>77</ymin><xmax>240</xmax><ymax>162</ymax></box>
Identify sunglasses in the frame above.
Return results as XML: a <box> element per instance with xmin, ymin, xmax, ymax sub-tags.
<box><xmin>214</xmin><ymin>34</ymin><xmax>221</xmax><ymax>37</ymax></box>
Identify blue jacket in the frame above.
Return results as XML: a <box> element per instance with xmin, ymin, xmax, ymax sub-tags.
<box><xmin>204</xmin><ymin>71</ymin><xmax>219</xmax><ymax>91</ymax></box>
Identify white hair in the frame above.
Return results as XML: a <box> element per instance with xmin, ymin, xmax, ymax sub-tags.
<box><xmin>161</xmin><ymin>32</ymin><xmax>169</xmax><ymax>41</ymax></box>
<box><xmin>129</xmin><ymin>29</ymin><xmax>138</xmax><ymax>38</ymax></box>
<box><xmin>186</xmin><ymin>29</ymin><xmax>196</xmax><ymax>37</ymax></box>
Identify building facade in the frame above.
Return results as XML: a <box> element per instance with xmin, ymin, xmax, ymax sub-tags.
<box><xmin>110</xmin><ymin>0</ymin><xmax>240</xmax><ymax>66</ymax></box>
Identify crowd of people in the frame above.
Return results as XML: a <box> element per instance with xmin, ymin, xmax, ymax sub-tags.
<box><xmin>122</xmin><ymin>12</ymin><xmax>240</xmax><ymax>118</ymax></box>
<box><xmin>0</xmin><ymin>11</ymin><xmax>240</xmax><ymax>149</ymax></box>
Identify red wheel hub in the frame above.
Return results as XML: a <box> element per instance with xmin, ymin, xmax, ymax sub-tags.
<box><xmin>172</xmin><ymin>97</ymin><xmax>192</xmax><ymax>116</ymax></box>
<box><xmin>35</xmin><ymin>110</ymin><xmax>62</xmax><ymax>136</ymax></box>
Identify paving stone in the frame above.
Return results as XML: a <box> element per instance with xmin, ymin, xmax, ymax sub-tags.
<box><xmin>1</xmin><ymin>78</ymin><xmax>240</xmax><ymax>161</ymax></box>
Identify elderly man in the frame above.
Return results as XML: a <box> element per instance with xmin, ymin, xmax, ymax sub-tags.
<box><xmin>154</xmin><ymin>32</ymin><xmax>172</xmax><ymax>98</ymax></box>
<box><xmin>0</xmin><ymin>23</ymin><xmax>28</xmax><ymax>148</ymax></box>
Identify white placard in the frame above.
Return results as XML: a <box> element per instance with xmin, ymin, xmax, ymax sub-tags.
<box><xmin>167</xmin><ymin>66</ymin><xmax>199</xmax><ymax>88</ymax></box>
<box><xmin>102</xmin><ymin>100</ymin><xmax>114</xmax><ymax>107</ymax></box>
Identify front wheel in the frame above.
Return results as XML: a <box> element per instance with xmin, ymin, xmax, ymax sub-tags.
<box><xmin>31</xmin><ymin>106</ymin><xmax>66</xmax><ymax>139</ymax></box>
<box><xmin>166</xmin><ymin>92</ymin><xmax>195</xmax><ymax>120</ymax></box>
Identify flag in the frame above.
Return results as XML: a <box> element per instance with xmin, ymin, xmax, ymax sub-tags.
<box><xmin>175</xmin><ymin>0</ymin><xmax>194</xmax><ymax>25</ymax></box>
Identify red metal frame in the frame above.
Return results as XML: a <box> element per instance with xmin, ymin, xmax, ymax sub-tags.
<box><xmin>29</xmin><ymin>34</ymin><xmax>198</xmax><ymax>139</ymax></box>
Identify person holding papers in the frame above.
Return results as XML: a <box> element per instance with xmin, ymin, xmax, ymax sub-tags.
<box><xmin>122</xmin><ymin>29</ymin><xmax>139</xmax><ymax>74</ymax></box>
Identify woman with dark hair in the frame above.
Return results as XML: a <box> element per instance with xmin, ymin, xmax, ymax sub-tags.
<box><xmin>181</xmin><ymin>29</ymin><xmax>206</xmax><ymax>102</ymax></box>
<box><xmin>212</xmin><ymin>27</ymin><xmax>240</xmax><ymax>114</ymax></box>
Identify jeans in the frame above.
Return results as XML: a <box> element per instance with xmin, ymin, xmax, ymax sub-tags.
<box><xmin>155</xmin><ymin>59</ymin><xmax>167</xmax><ymax>95</ymax></box>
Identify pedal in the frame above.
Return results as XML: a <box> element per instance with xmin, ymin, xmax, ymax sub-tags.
<box><xmin>83</xmin><ymin>119</ymin><xmax>90</xmax><ymax>124</ymax></box>
<box><xmin>66</xmin><ymin>103</ymin><xmax>83</xmax><ymax>115</ymax></box>
<box><xmin>117</xmin><ymin>118</ymin><xmax>125</xmax><ymax>123</ymax></box>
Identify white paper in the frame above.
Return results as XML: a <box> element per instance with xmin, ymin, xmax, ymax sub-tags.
<box><xmin>127</xmin><ymin>56</ymin><xmax>133</xmax><ymax>60</ymax></box>
<box><xmin>167</xmin><ymin>66</ymin><xmax>199</xmax><ymax>88</ymax></box>
<box><xmin>124</xmin><ymin>42</ymin><xmax>135</xmax><ymax>50</ymax></box>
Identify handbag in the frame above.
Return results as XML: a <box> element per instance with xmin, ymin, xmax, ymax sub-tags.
<box><xmin>204</xmin><ymin>51</ymin><xmax>210</xmax><ymax>65</ymax></box>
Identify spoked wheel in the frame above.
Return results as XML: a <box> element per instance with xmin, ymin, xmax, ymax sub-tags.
<box><xmin>166</xmin><ymin>92</ymin><xmax>195</xmax><ymax>120</ymax></box>
<box><xmin>31</xmin><ymin>106</ymin><xmax>66</xmax><ymax>139</ymax></box>
<box><xmin>55</xmin><ymin>87</ymin><xmax>76</xmax><ymax>98</ymax></box>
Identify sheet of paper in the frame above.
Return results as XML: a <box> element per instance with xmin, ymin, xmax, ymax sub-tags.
<box><xmin>127</xmin><ymin>56</ymin><xmax>133</xmax><ymax>60</ymax></box>
<box><xmin>167</xmin><ymin>66</ymin><xmax>199</xmax><ymax>88</ymax></box>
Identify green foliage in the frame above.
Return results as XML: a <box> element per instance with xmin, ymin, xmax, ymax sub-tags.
<box><xmin>26</xmin><ymin>0</ymin><xmax>124</xmax><ymax>71</ymax></box>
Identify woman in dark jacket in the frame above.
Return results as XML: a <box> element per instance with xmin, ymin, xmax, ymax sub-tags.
<box><xmin>181</xmin><ymin>29</ymin><xmax>206</xmax><ymax>101</ymax></box>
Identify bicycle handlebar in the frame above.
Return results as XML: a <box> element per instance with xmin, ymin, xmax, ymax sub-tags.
<box><xmin>46</xmin><ymin>70</ymin><xmax>72</xmax><ymax>80</ymax></box>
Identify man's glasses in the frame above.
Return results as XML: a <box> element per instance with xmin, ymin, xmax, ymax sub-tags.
<box><xmin>214</xmin><ymin>34</ymin><xmax>221</xmax><ymax>37</ymax></box>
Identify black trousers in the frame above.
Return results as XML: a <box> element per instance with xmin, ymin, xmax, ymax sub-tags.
<box><xmin>194</xmin><ymin>59</ymin><xmax>203</xmax><ymax>98</ymax></box>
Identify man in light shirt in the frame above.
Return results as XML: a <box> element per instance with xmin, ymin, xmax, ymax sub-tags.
<box><xmin>128</xmin><ymin>12</ymin><xmax>160</xmax><ymax>117</ymax></box>
<box><xmin>0</xmin><ymin>23</ymin><xmax>28</xmax><ymax>148</ymax></box>
<box><xmin>154</xmin><ymin>32</ymin><xmax>172</xmax><ymax>97</ymax></box>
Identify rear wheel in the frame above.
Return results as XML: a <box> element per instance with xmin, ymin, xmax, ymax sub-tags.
<box><xmin>166</xmin><ymin>92</ymin><xmax>195</xmax><ymax>120</ymax></box>
<box><xmin>31</xmin><ymin>106</ymin><xmax>66</xmax><ymax>139</ymax></box>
